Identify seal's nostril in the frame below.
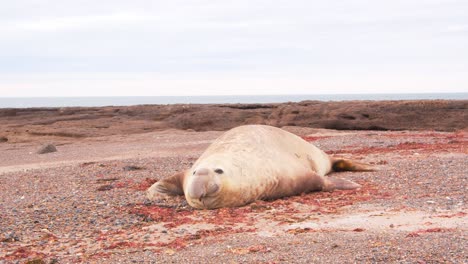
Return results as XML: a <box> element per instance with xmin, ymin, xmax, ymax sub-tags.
<box><xmin>214</xmin><ymin>168</ymin><xmax>224</xmax><ymax>174</ymax></box>
<box><xmin>193</xmin><ymin>170</ymin><xmax>196</xmax><ymax>175</ymax></box>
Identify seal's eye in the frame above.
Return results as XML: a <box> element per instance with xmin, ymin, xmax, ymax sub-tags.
<box><xmin>192</xmin><ymin>170</ymin><xmax>196</xmax><ymax>175</ymax></box>
<box><xmin>214</xmin><ymin>168</ymin><xmax>224</xmax><ymax>174</ymax></box>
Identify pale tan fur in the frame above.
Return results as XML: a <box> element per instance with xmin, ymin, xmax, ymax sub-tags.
<box><xmin>147</xmin><ymin>125</ymin><xmax>373</xmax><ymax>209</ymax></box>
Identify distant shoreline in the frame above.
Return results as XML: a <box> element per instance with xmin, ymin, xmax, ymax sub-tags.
<box><xmin>1</xmin><ymin>93</ymin><xmax>467</xmax><ymax>108</ymax></box>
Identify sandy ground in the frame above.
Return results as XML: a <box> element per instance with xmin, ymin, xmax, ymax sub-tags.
<box><xmin>0</xmin><ymin>127</ymin><xmax>466</xmax><ymax>263</ymax></box>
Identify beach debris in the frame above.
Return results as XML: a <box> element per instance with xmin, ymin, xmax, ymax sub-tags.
<box><xmin>37</xmin><ymin>143</ymin><xmax>57</xmax><ymax>154</ymax></box>
<box><xmin>25</xmin><ymin>259</ymin><xmax>46</xmax><ymax>264</ymax></box>
<box><xmin>406</xmin><ymin>228</ymin><xmax>449</xmax><ymax>238</ymax></box>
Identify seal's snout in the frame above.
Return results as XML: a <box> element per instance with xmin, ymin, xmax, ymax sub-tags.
<box><xmin>188</xmin><ymin>176</ymin><xmax>208</xmax><ymax>199</ymax></box>
<box><xmin>187</xmin><ymin>168</ymin><xmax>220</xmax><ymax>200</ymax></box>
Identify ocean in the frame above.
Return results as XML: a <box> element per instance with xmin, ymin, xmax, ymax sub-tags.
<box><xmin>0</xmin><ymin>93</ymin><xmax>466</xmax><ymax>108</ymax></box>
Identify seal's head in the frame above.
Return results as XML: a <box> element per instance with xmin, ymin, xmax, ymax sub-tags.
<box><xmin>184</xmin><ymin>165</ymin><xmax>224</xmax><ymax>209</ymax></box>
<box><xmin>183</xmin><ymin>154</ymin><xmax>242</xmax><ymax>209</ymax></box>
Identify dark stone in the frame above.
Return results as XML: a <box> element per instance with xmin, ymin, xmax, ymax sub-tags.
<box><xmin>123</xmin><ymin>165</ymin><xmax>144</xmax><ymax>171</ymax></box>
<box><xmin>37</xmin><ymin>144</ymin><xmax>57</xmax><ymax>154</ymax></box>
<box><xmin>97</xmin><ymin>185</ymin><xmax>114</xmax><ymax>191</ymax></box>
<box><xmin>1</xmin><ymin>232</ymin><xmax>20</xmax><ymax>242</ymax></box>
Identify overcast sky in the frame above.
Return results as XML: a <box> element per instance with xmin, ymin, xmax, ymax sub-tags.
<box><xmin>0</xmin><ymin>0</ymin><xmax>467</xmax><ymax>97</ymax></box>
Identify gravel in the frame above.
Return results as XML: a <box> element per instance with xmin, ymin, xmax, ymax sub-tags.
<box><xmin>0</xmin><ymin>128</ymin><xmax>466</xmax><ymax>263</ymax></box>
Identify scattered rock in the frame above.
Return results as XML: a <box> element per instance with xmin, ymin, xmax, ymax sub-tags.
<box><xmin>80</xmin><ymin>161</ymin><xmax>97</xmax><ymax>166</ymax></box>
<box><xmin>353</xmin><ymin>228</ymin><xmax>366</xmax><ymax>232</ymax></box>
<box><xmin>97</xmin><ymin>185</ymin><xmax>114</xmax><ymax>191</ymax></box>
<box><xmin>96</xmin><ymin>178</ymin><xmax>119</xmax><ymax>183</ymax></box>
<box><xmin>1</xmin><ymin>232</ymin><xmax>20</xmax><ymax>242</ymax></box>
<box><xmin>123</xmin><ymin>165</ymin><xmax>144</xmax><ymax>171</ymax></box>
<box><xmin>37</xmin><ymin>144</ymin><xmax>57</xmax><ymax>154</ymax></box>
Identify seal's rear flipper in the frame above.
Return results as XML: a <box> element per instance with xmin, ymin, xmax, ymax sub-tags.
<box><xmin>146</xmin><ymin>171</ymin><xmax>186</xmax><ymax>201</ymax></box>
<box><xmin>323</xmin><ymin>177</ymin><xmax>361</xmax><ymax>191</ymax></box>
<box><xmin>331</xmin><ymin>158</ymin><xmax>378</xmax><ymax>172</ymax></box>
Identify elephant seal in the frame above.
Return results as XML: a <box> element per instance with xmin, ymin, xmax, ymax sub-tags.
<box><xmin>147</xmin><ymin>125</ymin><xmax>375</xmax><ymax>209</ymax></box>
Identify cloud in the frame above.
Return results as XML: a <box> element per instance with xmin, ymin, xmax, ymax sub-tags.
<box><xmin>0</xmin><ymin>13</ymin><xmax>160</xmax><ymax>33</ymax></box>
<box><xmin>0</xmin><ymin>0</ymin><xmax>467</xmax><ymax>96</ymax></box>
<box><xmin>446</xmin><ymin>24</ymin><xmax>468</xmax><ymax>33</ymax></box>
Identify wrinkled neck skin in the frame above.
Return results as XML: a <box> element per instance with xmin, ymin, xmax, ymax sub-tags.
<box><xmin>183</xmin><ymin>154</ymin><xmax>241</xmax><ymax>209</ymax></box>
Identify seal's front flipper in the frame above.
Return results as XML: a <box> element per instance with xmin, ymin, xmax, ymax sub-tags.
<box><xmin>322</xmin><ymin>177</ymin><xmax>361</xmax><ymax>191</ymax></box>
<box><xmin>146</xmin><ymin>171</ymin><xmax>185</xmax><ymax>201</ymax></box>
